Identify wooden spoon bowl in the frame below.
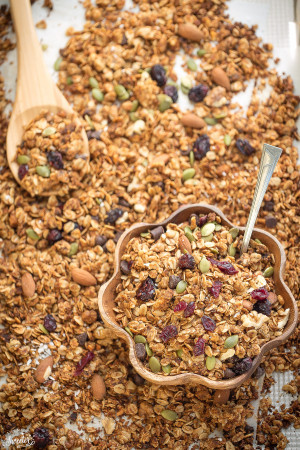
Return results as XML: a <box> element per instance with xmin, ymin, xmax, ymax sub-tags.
<box><xmin>98</xmin><ymin>204</ymin><xmax>298</xmax><ymax>390</ymax></box>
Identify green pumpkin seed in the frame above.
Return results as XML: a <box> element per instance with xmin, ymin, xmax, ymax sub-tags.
<box><xmin>129</xmin><ymin>112</ymin><xmax>139</xmax><ymax>122</ymax></box>
<box><xmin>17</xmin><ymin>155</ymin><xmax>30</xmax><ymax>164</ymax></box>
<box><xmin>92</xmin><ymin>88</ymin><xmax>104</xmax><ymax>102</ymax></box>
<box><xmin>41</xmin><ymin>43</ymin><xmax>48</xmax><ymax>51</ymax></box>
<box><xmin>224</xmin><ymin>134</ymin><xmax>232</xmax><ymax>146</ymax></box>
<box><xmin>114</xmin><ymin>84</ymin><xmax>130</xmax><ymax>101</ymax></box>
<box><xmin>206</xmin><ymin>356</ymin><xmax>216</xmax><ymax>371</ymax></box>
<box><xmin>68</xmin><ymin>242</ymin><xmax>79</xmax><ymax>256</ymax></box>
<box><xmin>182</xmin><ymin>168</ymin><xmax>195</xmax><ymax>182</ymax></box>
<box><xmin>263</xmin><ymin>266</ymin><xmax>274</xmax><ymax>278</ymax></box>
<box><xmin>89</xmin><ymin>77</ymin><xmax>99</xmax><ymax>89</ymax></box>
<box><xmin>203</xmin><ymin>233</ymin><xmax>213</xmax><ymax>242</ymax></box>
<box><xmin>213</xmin><ymin>111</ymin><xmax>227</xmax><ymax>120</ymax></box>
<box><xmin>229</xmin><ymin>227</ymin><xmax>239</xmax><ymax>239</ymax></box>
<box><xmin>184</xmin><ymin>226</ymin><xmax>195</xmax><ymax>242</ymax></box>
<box><xmin>214</xmin><ymin>223</ymin><xmax>222</xmax><ymax>231</ymax></box>
<box><xmin>197</xmin><ymin>49</ymin><xmax>207</xmax><ymax>57</ymax></box>
<box><xmin>140</xmin><ymin>232</ymin><xmax>150</xmax><ymax>238</ymax></box>
<box><xmin>162</xmin><ymin>364</ymin><xmax>171</xmax><ymax>374</ymax></box>
<box><xmin>201</xmin><ymin>222</ymin><xmax>215</xmax><ymax>237</ymax></box>
<box><xmin>145</xmin><ymin>343</ymin><xmax>153</xmax><ymax>357</ymax></box>
<box><xmin>39</xmin><ymin>324</ymin><xmax>49</xmax><ymax>335</ymax></box>
<box><xmin>204</xmin><ymin>117</ymin><xmax>217</xmax><ymax>126</ymax></box>
<box><xmin>228</xmin><ymin>243</ymin><xmax>236</xmax><ymax>257</ymax></box>
<box><xmin>149</xmin><ymin>356</ymin><xmax>161</xmax><ymax>373</ymax></box>
<box><xmin>124</xmin><ymin>327</ymin><xmax>133</xmax><ymax>337</ymax></box>
<box><xmin>187</xmin><ymin>58</ymin><xmax>197</xmax><ymax>71</ymax></box>
<box><xmin>176</xmin><ymin>280</ymin><xmax>187</xmax><ymax>294</ymax></box>
<box><xmin>36</xmin><ymin>166</ymin><xmax>50</xmax><ymax>178</ymax></box>
<box><xmin>224</xmin><ymin>335</ymin><xmax>239</xmax><ymax>349</ymax></box>
<box><xmin>161</xmin><ymin>410</ymin><xmax>178</xmax><ymax>421</ymax></box>
<box><xmin>54</xmin><ymin>56</ymin><xmax>62</xmax><ymax>71</ymax></box>
<box><xmin>26</xmin><ymin>228</ymin><xmax>40</xmax><ymax>240</ymax></box>
<box><xmin>181</xmin><ymin>75</ymin><xmax>192</xmax><ymax>95</ymax></box>
<box><xmin>158</xmin><ymin>94</ymin><xmax>173</xmax><ymax>112</ymax></box>
<box><xmin>66</xmin><ymin>76</ymin><xmax>73</xmax><ymax>85</ymax></box>
<box><xmin>131</xmin><ymin>99</ymin><xmax>139</xmax><ymax>112</ymax></box>
<box><xmin>134</xmin><ymin>335</ymin><xmax>147</xmax><ymax>344</ymax></box>
<box><xmin>42</xmin><ymin>126</ymin><xmax>56</xmax><ymax>137</ymax></box>
<box><xmin>189</xmin><ymin>150</ymin><xmax>195</xmax><ymax>167</ymax></box>
<box><xmin>199</xmin><ymin>257</ymin><xmax>210</xmax><ymax>274</ymax></box>
<box><xmin>210</xmin><ymin>248</ymin><xmax>219</xmax><ymax>254</ymax></box>
<box><xmin>176</xmin><ymin>349</ymin><xmax>183</xmax><ymax>358</ymax></box>
<box><xmin>84</xmin><ymin>114</ymin><xmax>95</xmax><ymax>130</ymax></box>
<box><xmin>167</xmin><ymin>79</ymin><xmax>178</xmax><ymax>88</ymax></box>
<box><xmin>255</xmin><ymin>238</ymin><xmax>262</xmax><ymax>244</ymax></box>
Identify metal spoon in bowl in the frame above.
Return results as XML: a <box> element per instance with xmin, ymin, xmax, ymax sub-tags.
<box><xmin>240</xmin><ymin>143</ymin><xmax>282</xmax><ymax>255</ymax></box>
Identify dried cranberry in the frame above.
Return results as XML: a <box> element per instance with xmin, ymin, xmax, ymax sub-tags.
<box><xmin>194</xmin><ymin>337</ymin><xmax>206</xmax><ymax>356</ymax></box>
<box><xmin>120</xmin><ymin>260</ymin><xmax>133</xmax><ymax>275</ymax></box>
<box><xmin>43</xmin><ymin>314</ymin><xmax>57</xmax><ymax>332</ymax></box>
<box><xmin>18</xmin><ymin>164</ymin><xmax>29</xmax><ymax>180</ymax></box>
<box><xmin>252</xmin><ymin>365</ymin><xmax>265</xmax><ymax>379</ymax></box>
<box><xmin>253</xmin><ymin>299</ymin><xmax>271</xmax><ymax>316</ymax></box>
<box><xmin>188</xmin><ymin>84</ymin><xmax>209</xmax><ymax>102</ymax></box>
<box><xmin>193</xmin><ymin>135</ymin><xmax>210</xmax><ymax>160</ymax></box>
<box><xmin>265</xmin><ymin>216</ymin><xmax>277</xmax><ymax>228</ymax></box>
<box><xmin>263</xmin><ymin>201</ymin><xmax>274</xmax><ymax>211</ymax></box>
<box><xmin>207</xmin><ymin>258</ymin><xmax>238</xmax><ymax>275</ymax></box>
<box><xmin>160</xmin><ymin>324</ymin><xmax>178</xmax><ymax>343</ymax></box>
<box><xmin>76</xmin><ymin>332</ymin><xmax>88</xmax><ymax>347</ymax></box>
<box><xmin>33</xmin><ymin>427</ymin><xmax>51</xmax><ymax>449</ymax></box>
<box><xmin>178</xmin><ymin>254</ymin><xmax>195</xmax><ymax>270</ymax></box>
<box><xmin>74</xmin><ymin>351</ymin><xmax>94</xmax><ymax>376</ymax></box>
<box><xmin>47</xmin><ymin>151</ymin><xmax>64</xmax><ymax>170</ymax></box>
<box><xmin>233</xmin><ymin>357</ymin><xmax>252</xmax><ymax>375</ymax></box>
<box><xmin>104</xmin><ymin>208</ymin><xmax>124</xmax><ymax>224</ymax></box>
<box><xmin>184</xmin><ymin>301</ymin><xmax>196</xmax><ymax>318</ymax></box>
<box><xmin>163</xmin><ymin>85</ymin><xmax>178</xmax><ymax>102</ymax></box>
<box><xmin>201</xmin><ymin>315</ymin><xmax>216</xmax><ymax>332</ymax></box>
<box><xmin>199</xmin><ymin>215</ymin><xmax>208</xmax><ymax>226</ymax></box>
<box><xmin>150</xmin><ymin>64</ymin><xmax>167</xmax><ymax>86</ymax></box>
<box><xmin>136</xmin><ymin>277</ymin><xmax>156</xmax><ymax>302</ymax></box>
<box><xmin>174</xmin><ymin>300</ymin><xmax>187</xmax><ymax>312</ymax></box>
<box><xmin>251</xmin><ymin>287</ymin><xmax>269</xmax><ymax>301</ymax></box>
<box><xmin>47</xmin><ymin>229</ymin><xmax>63</xmax><ymax>245</ymax></box>
<box><xmin>236</xmin><ymin>139</ymin><xmax>255</xmax><ymax>156</ymax></box>
<box><xmin>223</xmin><ymin>368</ymin><xmax>236</xmax><ymax>379</ymax></box>
<box><xmin>169</xmin><ymin>275</ymin><xmax>181</xmax><ymax>289</ymax></box>
<box><xmin>69</xmin><ymin>411</ymin><xmax>77</xmax><ymax>422</ymax></box>
<box><xmin>209</xmin><ymin>280</ymin><xmax>222</xmax><ymax>298</ymax></box>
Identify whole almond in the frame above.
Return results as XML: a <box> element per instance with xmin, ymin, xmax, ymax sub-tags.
<box><xmin>242</xmin><ymin>300</ymin><xmax>253</xmax><ymax>311</ymax></box>
<box><xmin>21</xmin><ymin>272</ymin><xmax>36</xmax><ymax>297</ymax></box>
<box><xmin>178</xmin><ymin>235</ymin><xmax>192</xmax><ymax>254</ymax></box>
<box><xmin>178</xmin><ymin>23</ymin><xmax>203</xmax><ymax>42</ymax></box>
<box><xmin>35</xmin><ymin>356</ymin><xmax>54</xmax><ymax>383</ymax></box>
<box><xmin>91</xmin><ymin>373</ymin><xmax>106</xmax><ymax>400</ymax></box>
<box><xmin>181</xmin><ymin>113</ymin><xmax>206</xmax><ymax>129</ymax></box>
<box><xmin>71</xmin><ymin>268</ymin><xmax>97</xmax><ymax>286</ymax></box>
<box><xmin>211</xmin><ymin>67</ymin><xmax>230</xmax><ymax>90</ymax></box>
<box><xmin>150</xmin><ymin>154</ymin><xmax>170</xmax><ymax>168</ymax></box>
<box><xmin>213</xmin><ymin>389</ymin><xmax>230</xmax><ymax>405</ymax></box>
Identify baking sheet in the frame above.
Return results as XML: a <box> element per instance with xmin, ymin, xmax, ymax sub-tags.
<box><xmin>0</xmin><ymin>0</ymin><xmax>299</xmax><ymax>448</ymax></box>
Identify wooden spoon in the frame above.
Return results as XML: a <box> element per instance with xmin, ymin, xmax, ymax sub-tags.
<box><xmin>6</xmin><ymin>0</ymin><xmax>89</xmax><ymax>196</ymax></box>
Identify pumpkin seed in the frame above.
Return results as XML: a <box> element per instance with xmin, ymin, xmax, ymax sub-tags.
<box><xmin>42</xmin><ymin>126</ymin><xmax>56</xmax><ymax>137</ymax></box>
<box><xmin>197</xmin><ymin>48</ymin><xmax>207</xmax><ymax>57</ymax></box>
<box><xmin>229</xmin><ymin>227</ymin><xmax>239</xmax><ymax>239</ymax></box>
<box><xmin>206</xmin><ymin>356</ymin><xmax>216</xmax><ymax>371</ymax></box>
<box><xmin>149</xmin><ymin>356</ymin><xmax>161</xmax><ymax>373</ymax></box>
<box><xmin>68</xmin><ymin>242</ymin><xmax>79</xmax><ymax>256</ymax></box>
<box><xmin>158</xmin><ymin>94</ymin><xmax>173</xmax><ymax>112</ymax></box>
<box><xmin>26</xmin><ymin>228</ymin><xmax>40</xmax><ymax>240</ymax></box>
<box><xmin>17</xmin><ymin>155</ymin><xmax>30</xmax><ymax>164</ymax></box>
<box><xmin>41</xmin><ymin>43</ymin><xmax>48</xmax><ymax>51</ymax></box>
<box><xmin>134</xmin><ymin>335</ymin><xmax>147</xmax><ymax>344</ymax></box>
<box><xmin>187</xmin><ymin>58</ymin><xmax>197</xmax><ymax>71</ymax></box>
<box><xmin>214</xmin><ymin>111</ymin><xmax>227</xmax><ymax>120</ymax></box>
<box><xmin>228</xmin><ymin>243</ymin><xmax>236</xmax><ymax>257</ymax></box>
<box><xmin>84</xmin><ymin>114</ymin><xmax>95</xmax><ymax>130</ymax></box>
<box><xmin>214</xmin><ymin>223</ymin><xmax>222</xmax><ymax>231</ymax></box>
<box><xmin>39</xmin><ymin>324</ymin><xmax>49</xmax><ymax>335</ymax></box>
<box><xmin>184</xmin><ymin>226</ymin><xmax>195</xmax><ymax>242</ymax></box>
<box><xmin>204</xmin><ymin>117</ymin><xmax>217</xmax><ymax>126</ymax></box>
<box><xmin>167</xmin><ymin>79</ymin><xmax>178</xmax><ymax>88</ymax></box>
<box><xmin>92</xmin><ymin>88</ymin><xmax>104</xmax><ymax>102</ymax></box>
<box><xmin>161</xmin><ymin>410</ymin><xmax>178</xmax><ymax>421</ymax></box>
<box><xmin>114</xmin><ymin>84</ymin><xmax>130</xmax><ymax>101</ymax></box>
<box><xmin>129</xmin><ymin>112</ymin><xmax>139</xmax><ymax>122</ymax></box>
<box><xmin>201</xmin><ymin>222</ymin><xmax>215</xmax><ymax>237</ymax></box>
<box><xmin>176</xmin><ymin>280</ymin><xmax>187</xmax><ymax>294</ymax></box>
<box><xmin>224</xmin><ymin>335</ymin><xmax>239</xmax><ymax>349</ymax></box>
<box><xmin>131</xmin><ymin>99</ymin><xmax>139</xmax><ymax>112</ymax></box>
<box><xmin>162</xmin><ymin>364</ymin><xmax>171</xmax><ymax>374</ymax></box>
<box><xmin>54</xmin><ymin>56</ymin><xmax>62</xmax><ymax>71</ymax></box>
<box><xmin>255</xmin><ymin>238</ymin><xmax>262</xmax><ymax>244</ymax></box>
<box><xmin>203</xmin><ymin>233</ymin><xmax>213</xmax><ymax>242</ymax></box>
<box><xmin>210</xmin><ymin>248</ymin><xmax>219</xmax><ymax>254</ymax></box>
<box><xmin>124</xmin><ymin>327</ymin><xmax>133</xmax><ymax>337</ymax></box>
<box><xmin>182</xmin><ymin>168</ymin><xmax>195</xmax><ymax>181</ymax></box>
<box><xmin>224</xmin><ymin>134</ymin><xmax>232</xmax><ymax>146</ymax></box>
<box><xmin>176</xmin><ymin>349</ymin><xmax>183</xmax><ymax>358</ymax></box>
<box><xmin>140</xmin><ymin>232</ymin><xmax>150</xmax><ymax>238</ymax></box>
<box><xmin>36</xmin><ymin>166</ymin><xmax>50</xmax><ymax>178</ymax></box>
<box><xmin>189</xmin><ymin>150</ymin><xmax>195</xmax><ymax>167</ymax></box>
<box><xmin>89</xmin><ymin>77</ymin><xmax>99</xmax><ymax>89</ymax></box>
<box><xmin>66</xmin><ymin>76</ymin><xmax>73</xmax><ymax>85</ymax></box>
<box><xmin>181</xmin><ymin>75</ymin><xmax>193</xmax><ymax>94</ymax></box>
<box><xmin>263</xmin><ymin>266</ymin><xmax>274</xmax><ymax>278</ymax></box>
<box><xmin>145</xmin><ymin>343</ymin><xmax>153</xmax><ymax>357</ymax></box>
<box><xmin>199</xmin><ymin>257</ymin><xmax>210</xmax><ymax>274</ymax></box>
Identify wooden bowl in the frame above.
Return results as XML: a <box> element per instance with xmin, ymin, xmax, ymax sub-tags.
<box><xmin>98</xmin><ymin>204</ymin><xmax>298</xmax><ymax>390</ymax></box>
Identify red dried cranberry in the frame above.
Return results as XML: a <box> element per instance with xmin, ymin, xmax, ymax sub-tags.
<box><xmin>164</xmin><ymin>85</ymin><xmax>178</xmax><ymax>102</ymax></box>
<box><xmin>236</xmin><ymin>139</ymin><xmax>255</xmax><ymax>156</ymax></box>
<box><xmin>199</xmin><ymin>215</ymin><xmax>208</xmax><ymax>227</ymax></box>
<box><xmin>184</xmin><ymin>301</ymin><xmax>196</xmax><ymax>317</ymax></box>
<box><xmin>104</xmin><ymin>208</ymin><xmax>124</xmax><ymax>224</ymax></box>
<box><xmin>201</xmin><ymin>315</ymin><xmax>216</xmax><ymax>332</ymax></box>
<box><xmin>188</xmin><ymin>84</ymin><xmax>209</xmax><ymax>102</ymax></box>
<box><xmin>233</xmin><ymin>357</ymin><xmax>252</xmax><ymax>375</ymax></box>
<box><xmin>150</xmin><ymin>64</ymin><xmax>167</xmax><ymax>86</ymax></box>
<box><xmin>18</xmin><ymin>164</ymin><xmax>29</xmax><ymax>180</ymax></box>
<box><xmin>251</xmin><ymin>287</ymin><xmax>269</xmax><ymax>300</ymax></box>
<box><xmin>74</xmin><ymin>351</ymin><xmax>94</xmax><ymax>376</ymax></box>
<box><xmin>178</xmin><ymin>254</ymin><xmax>195</xmax><ymax>270</ymax></box>
<box><xmin>174</xmin><ymin>300</ymin><xmax>187</xmax><ymax>312</ymax></box>
<box><xmin>207</xmin><ymin>258</ymin><xmax>238</xmax><ymax>275</ymax></box>
<box><xmin>209</xmin><ymin>280</ymin><xmax>222</xmax><ymax>298</ymax></box>
<box><xmin>160</xmin><ymin>324</ymin><xmax>178</xmax><ymax>343</ymax></box>
<box><xmin>47</xmin><ymin>151</ymin><xmax>64</xmax><ymax>169</ymax></box>
<box><xmin>194</xmin><ymin>337</ymin><xmax>206</xmax><ymax>356</ymax></box>
<box><xmin>193</xmin><ymin>135</ymin><xmax>210</xmax><ymax>160</ymax></box>
<box><xmin>136</xmin><ymin>277</ymin><xmax>156</xmax><ymax>302</ymax></box>
<box><xmin>33</xmin><ymin>427</ymin><xmax>51</xmax><ymax>449</ymax></box>
<box><xmin>47</xmin><ymin>229</ymin><xmax>63</xmax><ymax>245</ymax></box>
<box><xmin>253</xmin><ymin>299</ymin><xmax>271</xmax><ymax>316</ymax></box>
<box><xmin>43</xmin><ymin>314</ymin><xmax>57</xmax><ymax>332</ymax></box>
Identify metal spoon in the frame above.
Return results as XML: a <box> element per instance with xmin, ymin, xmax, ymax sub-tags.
<box><xmin>240</xmin><ymin>143</ymin><xmax>282</xmax><ymax>254</ymax></box>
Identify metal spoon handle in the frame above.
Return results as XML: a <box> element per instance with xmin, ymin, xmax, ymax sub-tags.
<box><xmin>240</xmin><ymin>143</ymin><xmax>282</xmax><ymax>254</ymax></box>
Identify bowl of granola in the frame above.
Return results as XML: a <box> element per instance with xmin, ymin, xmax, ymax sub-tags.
<box><xmin>98</xmin><ymin>204</ymin><xmax>297</xmax><ymax>390</ymax></box>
